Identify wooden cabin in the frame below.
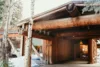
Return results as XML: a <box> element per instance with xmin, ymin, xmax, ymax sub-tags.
<box><xmin>17</xmin><ymin>1</ymin><xmax>100</xmax><ymax>64</ymax></box>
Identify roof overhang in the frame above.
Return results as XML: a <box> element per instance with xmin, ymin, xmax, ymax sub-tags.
<box><xmin>17</xmin><ymin>1</ymin><xmax>86</xmax><ymax>27</ymax></box>
<box><xmin>17</xmin><ymin>1</ymin><xmax>100</xmax><ymax>39</ymax></box>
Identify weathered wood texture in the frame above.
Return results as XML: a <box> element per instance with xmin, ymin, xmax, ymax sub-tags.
<box><xmin>57</xmin><ymin>31</ymin><xmax>100</xmax><ymax>37</ymax></box>
<box><xmin>8</xmin><ymin>38</ymin><xmax>19</xmax><ymax>57</ymax></box>
<box><xmin>52</xmin><ymin>38</ymin><xmax>73</xmax><ymax>63</ymax></box>
<box><xmin>20</xmin><ymin>36</ymin><xmax>24</xmax><ymax>56</ymax></box>
<box><xmin>42</xmin><ymin>39</ymin><xmax>52</xmax><ymax>64</ymax></box>
<box><xmin>21</xmin><ymin>36</ymin><xmax>27</xmax><ymax>56</ymax></box>
<box><xmin>22</xmin><ymin>31</ymin><xmax>52</xmax><ymax>40</ymax></box>
<box><xmin>56</xmin><ymin>31</ymin><xmax>100</xmax><ymax>39</ymax></box>
<box><xmin>73</xmin><ymin>43</ymin><xmax>80</xmax><ymax>60</ymax></box>
<box><xmin>0</xmin><ymin>33</ymin><xmax>19</xmax><ymax>38</ymax></box>
<box><xmin>66</xmin><ymin>3</ymin><xmax>80</xmax><ymax>17</ymax></box>
<box><xmin>42</xmin><ymin>38</ymin><xmax>73</xmax><ymax>64</ymax></box>
<box><xmin>32</xmin><ymin>14</ymin><xmax>100</xmax><ymax>30</ymax></box>
<box><xmin>88</xmin><ymin>39</ymin><xmax>97</xmax><ymax>64</ymax></box>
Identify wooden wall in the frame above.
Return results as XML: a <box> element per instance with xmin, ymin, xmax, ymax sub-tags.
<box><xmin>42</xmin><ymin>39</ymin><xmax>52</xmax><ymax>64</ymax></box>
<box><xmin>42</xmin><ymin>37</ymin><xmax>74</xmax><ymax>64</ymax></box>
<box><xmin>73</xmin><ymin>43</ymin><xmax>80</xmax><ymax>60</ymax></box>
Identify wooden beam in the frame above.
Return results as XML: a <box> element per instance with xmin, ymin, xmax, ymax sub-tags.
<box><xmin>20</xmin><ymin>35</ymin><xmax>24</xmax><ymax>56</ymax></box>
<box><xmin>66</xmin><ymin>3</ymin><xmax>80</xmax><ymax>17</ymax></box>
<box><xmin>20</xmin><ymin>24</ymin><xmax>25</xmax><ymax>56</ymax></box>
<box><xmin>7</xmin><ymin>38</ymin><xmax>19</xmax><ymax>57</ymax></box>
<box><xmin>32</xmin><ymin>14</ymin><xmax>100</xmax><ymax>30</ymax></box>
<box><xmin>23</xmin><ymin>31</ymin><xmax>53</xmax><ymax>40</ymax></box>
<box><xmin>56</xmin><ymin>31</ymin><xmax>100</xmax><ymax>37</ymax></box>
<box><xmin>67</xmin><ymin>36</ymin><xmax>100</xmax><ymax>40</ymax></box>
<box><xmin>32</xmin><ymin>44</ymin><xmax>44</xmax><ymax>62</ymax></box>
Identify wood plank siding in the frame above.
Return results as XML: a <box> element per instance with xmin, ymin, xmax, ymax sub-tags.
<box><xmin>43</xmin><ymin>37</ymin><xmax>73</xmax><ymax>64</ymax></box>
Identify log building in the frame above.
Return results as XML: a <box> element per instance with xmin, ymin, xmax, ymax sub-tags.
<box><xmin>17</xmin><ymin>1</ymin><xmax>100</xmax><ymax>64</ymax></box>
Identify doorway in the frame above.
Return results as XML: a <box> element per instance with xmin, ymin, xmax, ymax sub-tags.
<box><xmin>73</xmin><ymin>39</ymin><xmax>89</xmax><ymax>63</ymax></box>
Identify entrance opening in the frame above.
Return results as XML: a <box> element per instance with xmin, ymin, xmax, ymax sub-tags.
<box><xmin>80</xmin><ymin>40</ymin><xmax>88</xmax><ymax>61</ymax></box>
<box><xmin>32</xmin><ymin>38</ymin><xmax>43</xmax><ymax>64</ymax></box>
<box><xmin>72</xmin><ymin>39</ymin><xmax>89</xmax><ymax>64</ymax></box>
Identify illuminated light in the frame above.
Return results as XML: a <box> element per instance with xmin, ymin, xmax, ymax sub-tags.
<box><xmin>80</xmin><ymin>41</ymin><xmax>83</xmax><ymax>45</ymax></box>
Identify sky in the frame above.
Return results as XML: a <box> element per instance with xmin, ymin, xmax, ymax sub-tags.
<box><xmin>32</xmin><ymin>38</ymin><xmax>43</xmax><ymax>46</ymax></box>
<box><xmin>21</xmin><ymin>0</ymin><xmax>73</xmax><ymax>20</ymax></box>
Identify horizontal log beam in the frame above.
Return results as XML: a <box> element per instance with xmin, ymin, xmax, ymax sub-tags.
<box><xmin>66</xmin><ymin>3</ymin><xmax>80</xmax><ymax>17</ymax></box>
<box><xmin>32</xmin><ymin>14</ymin><xmax>100</xmax><ymax>30</ymax></box>
<box><xmin>57</xmin><ymin>31</ymin><xmax>100</xmax><ymax>37</ymax></box>
<box><xmin>63</xmin><ymin>35</ymin><xmax>100</xmax><ymax>40</ymax></box>
<box><xmin>22</xmin><ymin>31</ymin><xmax>53</xmax><ymax>40</ymax></box>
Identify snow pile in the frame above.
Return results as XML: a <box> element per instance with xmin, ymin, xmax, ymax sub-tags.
<box><xmin>9</xmin><ymin>56</ymin><xmax>24</xmax><ymax>67</ymax></box>
<box><xmin>9</xmin><ymin>55</ymin><xmax>41</xmax><ymax>67</ymax></box>
<box><xmin>97</xmin><ymin>49</ymin><xmax>100</xmax><ymax>63</ymax></box>
<box><xmin>32</xmin><ymin>53</ymin><xmax>43</xmax><ymax>60</ymax></box>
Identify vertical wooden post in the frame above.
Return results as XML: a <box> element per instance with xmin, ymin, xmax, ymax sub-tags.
<box><xmin>42</xmin><ymin>40</ymin><xmax>46</xmax><ymax>62</ymax></box>
<box><xmin>88</xmin><ymin>39</ymin><xmax>97</xmax><ymax>64</ymax></box>
<box><xmin>20</xmin><ymin>24</ymin><xmax>25</xmax><ymax>56</ymax></box>
<box><xmin>8</xmin><ymin>38</ymin><xmax>19</xmax><ymax>57</ymax></box>
<box><xmin>74</xmin><ymin>44</ymin><xmax>76</xmax><ymax>60</ymax></box>
<box><xmin>43</xmin><ymin>39</ymin><xmax>52</xmax><ymax>64</ymax></box>
<box><xmin>20</xmin><ymin>35</ymin><xmax>24</xmax><ymax>56</ymax></box>
<box><xmin>20</xmin><ymin>36</ymin><xmax>27</xmax><ymax>56</ymax></box>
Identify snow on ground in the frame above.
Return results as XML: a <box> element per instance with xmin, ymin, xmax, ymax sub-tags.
<box><xmin>9</xmin><ymin>50</ymin><xmax>100</xmax><ymax>67</ymax></box>
<box><xmin>9</xmin><ymin>54</ymin><xmax>43</xmax><ymax>67</ymax></box>
<box><xmin>97</xmin><ymin>48</ymin><xmax>100</xmax><ymax>63</ymax></box>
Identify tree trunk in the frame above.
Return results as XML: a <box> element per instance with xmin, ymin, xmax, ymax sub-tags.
<box><xmin>2</xmin><ymin>0</ymin><xmax>12</xmax><ymax>67</ymax></box>
<box><xmin>24</xmin><ymin>23</ymin><xmax>32</xmax><ymax>67</ymax></box>
<box><xmin>24</xmin><ymin>0</ymin><xmax>35</xmax><ymax>67</ymax></box>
